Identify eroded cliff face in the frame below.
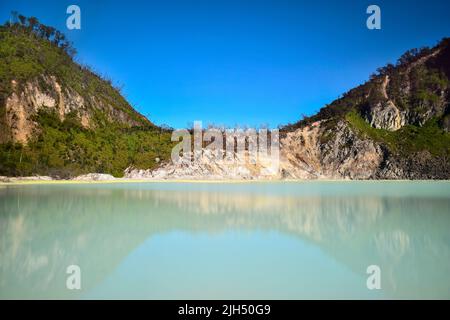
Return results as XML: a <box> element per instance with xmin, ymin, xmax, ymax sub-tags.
<box><xmin>126</xmin><ymin>116</ymin><xmax>448</xmax><ymax>180</ymax></box>
<box><xmin>374</xmin><ymin>150</ymin><xmax>450</xmax><ymax>179</ymax></box>
<box><xmin>281</xmin><ymin>122</ymin><xmax>384</xmax><ymax>179</ymax></box>
<box><xmin>125</xmin><ymin>149</ymin><xmax>281</xmax><ymax>180</ymax></box>
<box><xmin>3</xmin><ymin>76</ymin><xmax>88</xmax><ymax>143</ymax></box>
<box><xmin>1</xmin><ymin>75</ymin><xmax>148</xmax><ymax>144</ymax></box>
<box><xmin>282</xmin><ymin>123</ymin><xmax>450</xmax><ymax>180</ymax></box>
<box><xmin>362</xmin><ymin>48</ymin><xmax>448</xmax><ymax>132</ymax></box>
<box><xmin>364</xmin><ymin>100</ymin><xmax>407</xmax><ymax>131</ymax></box>
<box><xmin>125</xmin><ymin>121</ymin><xmax>385</xmax><ymax>180</ymax></box>
<box><xmin>363</xmin><ymin>75</ymin><xmax>447</xmax><ymax>132</ymax></box>
<box><xmin>364</xmin><ymin>75</ymin><xmax>408</xmax><ymax>131</ymax></box>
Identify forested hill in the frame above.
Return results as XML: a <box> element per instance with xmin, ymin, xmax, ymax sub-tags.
<box><xmin>280</xmin><ymin>38</ymin><xmax>450</xmax><ymax>180</ymax></box>
<box><xmin>0</xmin><ymin>16</ymin><xmax>173</xmax><ymax>177</ymax></box>
<box><xmin>285</xmin><ymin>38</ymin><xmax>450</xmax><ymax>132</ymax></box>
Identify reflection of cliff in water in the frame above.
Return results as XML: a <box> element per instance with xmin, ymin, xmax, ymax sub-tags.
<box><xmin>1</xmin><ymin>183</ymin><xmax>449</xmax><ymax>298</ymax></box>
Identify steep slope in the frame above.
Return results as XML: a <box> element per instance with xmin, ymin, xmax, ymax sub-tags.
<box><xmin>281</xmin><ymin>38</ymin><xmax>450</xmax><ymax>179</ymax></box>
<box><xmin>0</xmin><ymin>18</ymin><xmax>173</xmax><ymax>177</ymax></box>
<box><xmin>126</xmin><ymin>39</ymin><xmax>450</xmax><ymax>180</ymax></box>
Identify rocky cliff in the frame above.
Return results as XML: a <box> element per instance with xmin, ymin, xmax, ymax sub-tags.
<box><xmin>2</xmin><ymin>76</ymin><xmax>152</xmax><ymax>144</ymax></box>
<box><xmin>280</xmin><ymin>38</ymin><xmax>450</xmax><ymax>180</ymax></box>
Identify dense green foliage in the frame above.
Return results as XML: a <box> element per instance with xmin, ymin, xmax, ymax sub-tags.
<box><xmin>0</xmin><ymin>110</ymin><xmax>174</xmax><ymax>177</ymax></box>
<box><xmin>346</xmin><ymin>111</ymin><xmax>450</xmax><ymax>158</ymax></box>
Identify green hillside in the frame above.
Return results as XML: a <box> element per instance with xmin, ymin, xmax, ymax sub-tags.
<box><xmin>0</xmin><ymin>16</ymin><xmax>174</xmax><ymax>177</ymax></box>
<box><xmin>282</xmin><ymin>38</ymin><xmax>450</xmax><ymax>163</ymax></box>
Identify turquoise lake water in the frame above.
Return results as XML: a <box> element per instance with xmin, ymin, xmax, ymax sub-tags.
<box><xmin>0</xmin><ymin>181</ymin><xmax>449</xmax><ymax>299</ymax></box>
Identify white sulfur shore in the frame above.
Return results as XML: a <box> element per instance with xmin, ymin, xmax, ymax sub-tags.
<box><xmin>0</xmin><ymin>173</ymin><xmax>116</xmax><ymax>183</ymax></box>
<box><xmin>72</xmin><ymin>173</ymin><xmax>117</xmax><ymax>181</ymax></box>
<box><xmin>0</xmin><ymin>175</ymin><xmax>54</xmax><ymax>183</ymax></box>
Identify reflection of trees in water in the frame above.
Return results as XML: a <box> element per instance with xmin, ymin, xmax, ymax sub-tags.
<box><xmin>0</xmin><ymin>185</ymin><xmax>449</xmax><ymax>298</ymax></box>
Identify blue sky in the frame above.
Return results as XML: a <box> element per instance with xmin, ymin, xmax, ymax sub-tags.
<box><xmin>1</xmin><ymin>0</ymin><xmax>450</xmax><ymax>128</ymax></box>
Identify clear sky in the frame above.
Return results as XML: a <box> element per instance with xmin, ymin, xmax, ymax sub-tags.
<box><xmin>1</xmin><ymin>0</ymin><xmax>450</xmax><ymax>128</ymax></box>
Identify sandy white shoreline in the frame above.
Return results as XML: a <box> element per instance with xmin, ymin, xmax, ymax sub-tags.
<box><xmin>1</xmin><ymin>176</ymin><xmax>449</xmax><ymax>186</ymax></box>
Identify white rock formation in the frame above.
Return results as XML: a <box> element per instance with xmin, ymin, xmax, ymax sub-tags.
<box><xmin>72</xmin><ymin>173</ymin><xmax>116</xmax><ymax>181</ymax></box>
<box><xmin>124</xmin><ymin>149</ymin><xmax>281</xmax><ymax>180</ymax></box>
